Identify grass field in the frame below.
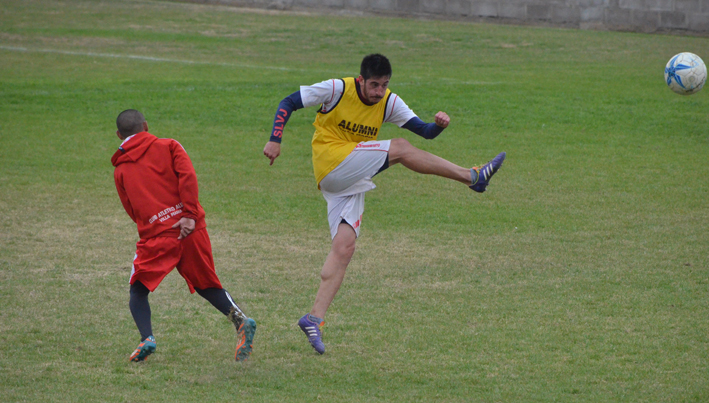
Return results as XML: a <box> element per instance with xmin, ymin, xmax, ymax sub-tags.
<box><xmin>1</xmin><ymin>0</ymin><xmax>708</xmax><ymax>401</ymax></box>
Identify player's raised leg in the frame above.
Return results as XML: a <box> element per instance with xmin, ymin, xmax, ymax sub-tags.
<box><xmin>388</xmin><ymin>138</ymin><xmax>471</xmax><ymax>184</ymax></box>
<box><xmin>299</xmin><ymin>222</ymin><xmax>356</xmax><ymax>354</ymax></box>
<box><xmin>387</xmin><ymin>138</ymin><xmax>505</xmax><ymax>192</ymax></box>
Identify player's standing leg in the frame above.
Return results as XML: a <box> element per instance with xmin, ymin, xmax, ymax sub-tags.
<box><xmin>312</xmin><ymin>223</ymin><xmax>356</xmax><ymax>318</ymax></box>
<box><xmin>128</xmin><ymin>281</ymin><xmax>157</xmax><ymax>362</ymax></box>
<box><xmin>299</xmin><ymin>223</ymin><xmax>356</xmax><ymax>354</ymax></box>
<box><xmin>127</xmin><ymin>238</ymin><xmax>180</xmax><ymax>363</ymax></box>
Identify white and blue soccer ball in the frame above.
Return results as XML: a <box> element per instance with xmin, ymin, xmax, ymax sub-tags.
<box><xmin>664</xmin><ymin>52</ymin><xmax>706</xmax><ymax>95</ymax></box>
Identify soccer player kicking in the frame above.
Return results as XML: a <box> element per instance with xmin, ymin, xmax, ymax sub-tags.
<box><xmin>112</xmin><ymin>110</ymin><xmax>256</xmax><ymax>362</ymax></box>
<box><xmin>263</xmin><ymin>54</ymin><xmax>506</xmax><ymax>354</ymax></box>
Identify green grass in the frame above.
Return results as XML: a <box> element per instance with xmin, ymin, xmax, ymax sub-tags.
<box><xmin>1</xmin><ymin>0</ymin><xmax>708</xmax><ymax>401</ymax></box>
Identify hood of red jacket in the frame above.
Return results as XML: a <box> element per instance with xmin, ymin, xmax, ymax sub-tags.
<box><xmin>111</xmin><ymin>132</ymin><xmax>158</xmax><ymax>167</ymax></box>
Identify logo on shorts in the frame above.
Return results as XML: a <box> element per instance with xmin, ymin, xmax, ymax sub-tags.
<box><xmin>353</xmin><ymin>215</ymin><xmax>362</xmax><ymax>229</ymax></box>
<box><xmin>355</xmin><ymin>142</ymin><xmax>381</xmax><ymax>149</ymax></box>
<box><xmin>338</xmin><ymin>120</ymin><xmax>378</xmax><ymax>138</ymax></box>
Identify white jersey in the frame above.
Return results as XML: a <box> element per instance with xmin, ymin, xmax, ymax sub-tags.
<box><xmin>299</xmin><ymin>79</ymin><xmax>417</xmax><ymax>127</ymax></box>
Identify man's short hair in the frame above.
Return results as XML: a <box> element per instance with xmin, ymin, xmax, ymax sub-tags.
<box><xmin>360</xmin><ymin>54</ymin><xmax>392</xmax><ymax>80</ymax></box>
<box><xmin>116</xmin><ymin>109</ymin><xmax>146</xmax><ymax>137</ymax></box>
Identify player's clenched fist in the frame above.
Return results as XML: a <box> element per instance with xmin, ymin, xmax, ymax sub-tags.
<box><xmin>434</xmin><ymin>111</ymin><xmax>450</xmax><ymax>128</ymax></box>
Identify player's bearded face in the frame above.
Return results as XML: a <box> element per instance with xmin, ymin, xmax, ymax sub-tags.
<box><xmin>361</xmin><ymin>76</ymin><xmax>390</xmax><ymax>104</ymax></box>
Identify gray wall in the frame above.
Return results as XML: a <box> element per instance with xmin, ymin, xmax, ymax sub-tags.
<box><xmin>192</xmin><ymin>0</ymin><xmax>709</xmax><ymax>33</ymax></box>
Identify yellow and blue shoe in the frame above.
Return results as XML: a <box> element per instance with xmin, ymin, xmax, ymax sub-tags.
<box><xmin>470</xmin><ymin>152</ymin><xmax>506</xmax><ymax>193</ymax></box>
<box><xmin>129</xmin><ymin>335</ymin><xmax>156</xmax><ymax>362</ymax></box>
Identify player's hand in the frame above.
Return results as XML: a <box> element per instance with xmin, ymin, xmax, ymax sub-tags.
<box><xmin>172</xmin><ymin>217</ymin><xmax>196</xmax><ymax>240</ymax></box>
<box><xmin>434</xmin><ymin>111</ymin><xmax>450</xmax><ymax>128</ymax></box>
<box><xmin>264</xmin><ymin>141</ymin><xmax>281</xmax><ymax>165</ymax></box>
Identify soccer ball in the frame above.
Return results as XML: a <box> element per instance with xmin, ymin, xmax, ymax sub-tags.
<box><xmin>664</xmin><ymin>52</ymin><xmax>707</xmax><ymax>95</ymax></box>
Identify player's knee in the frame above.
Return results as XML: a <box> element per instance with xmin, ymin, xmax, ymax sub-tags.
<box><xmin>130</xmin><ymin>281</ymin><xmax>150</xmax><ymax>297</ymax></box>
<box><xmin>333</xmin><ymin>239</ymin><xmax>355</xmax><ymax>260</ymax></box>
<box><xmin>389</xmin><ymin>138</ymin><xmax>413</xmax><ymax>164</ymax></box>
<box><xmin>391</xmin><ymin>138</ymin><xmax>412</xmax><ymax>151</ymax></box>
<box><xmin>331</xmin><ymin>234</ymin><xmax>356</xmax><ymax>259</ymax></box>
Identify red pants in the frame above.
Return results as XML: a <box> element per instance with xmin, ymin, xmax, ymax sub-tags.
<box><xmin>129</xmin><ymin>228</ymin><xmax>223</xmax><ymax>293</ymax></box>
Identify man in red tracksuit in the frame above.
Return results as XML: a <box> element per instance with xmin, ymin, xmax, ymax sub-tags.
<box><xmin>112</xmin><ymin>109</ymin><xmax>256</xmax><ymax>362</ymax></box>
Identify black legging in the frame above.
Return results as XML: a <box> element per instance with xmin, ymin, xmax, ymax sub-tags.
<box><xmin>129</xmin><ymin>281</ymin><xmax>239</xmax><ymax>341</ymax></box>
<box><xmin>129</xmin><ymin>281</ymin><xmax>152</xmax><ymax>341</ymax></box>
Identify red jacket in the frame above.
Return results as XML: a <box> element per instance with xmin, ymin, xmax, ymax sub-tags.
<box><xmin>112</xmin><ymin>132</ymin><xmax>206</xmax><ymax>240</ymax></box>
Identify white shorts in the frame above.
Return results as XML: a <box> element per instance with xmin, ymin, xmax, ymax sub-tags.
<box><xmin>320</xmin><ymin>140</ymin><xmax>390</xmax><ymax>239</ymax></box>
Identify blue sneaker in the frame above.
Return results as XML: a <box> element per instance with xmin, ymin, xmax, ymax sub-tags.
<box><xmin>470</xmin><ymin>152</ymin><xmax>506</xmax><ymax>193</ymax></box>
<box><xmin>298</xmin><ymin>314</ymin><xmax>325</xmax><ymax>354</ymax></box>
<box><xmin>129</xmin><ymin>335</ymin><xmax>156</xmax><ymax>362</ymax></box>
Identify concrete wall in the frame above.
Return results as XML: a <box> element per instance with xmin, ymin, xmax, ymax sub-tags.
<box><xmin>191</xmin><ymin>0</ymin><xmax>709</xmax><ymax>33</ymax></box>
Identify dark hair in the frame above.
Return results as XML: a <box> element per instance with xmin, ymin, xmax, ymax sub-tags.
<box><xmin>116</xmin><ymin>109</ymin><xmax>146</xmax><ymax>137</ymax></box>
<box><xmin>360</xmin><ymin>54</ymin><xmax>392</xmax><ymax>80</ymax></box>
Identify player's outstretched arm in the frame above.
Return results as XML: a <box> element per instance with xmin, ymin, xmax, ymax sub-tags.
<box><xmin>264</xmin><ymin>91</ymin><xmax>304</xmax><ymax>165</ymax></box>
<box><xmin>402</xmin><ymin>111</ymin><xmax>450</xmax><ymax>139</ymax></box>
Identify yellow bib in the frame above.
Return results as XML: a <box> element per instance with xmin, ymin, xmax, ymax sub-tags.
<box><xmin>311</xmin><ymin>77</ymin><xmax>391</xmax><ymax>185</ymax></box>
